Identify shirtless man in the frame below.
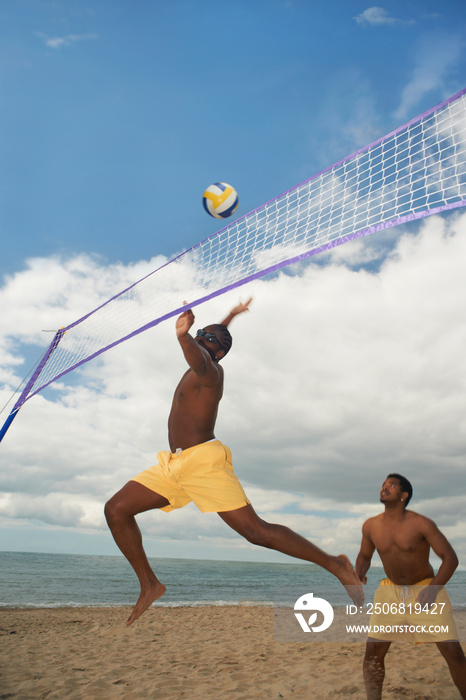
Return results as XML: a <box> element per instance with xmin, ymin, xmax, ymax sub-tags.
<box><xmin>356</xmin><ymin>474</ymin><xmax>466</xmax><ymax>699</ymax></box>
<box><xmin>105</xmin><ymin>299</ymin><xmax>363</xmax><ymax>625</ymax></box>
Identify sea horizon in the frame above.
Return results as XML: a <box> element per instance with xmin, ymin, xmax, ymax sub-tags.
<box><xmin>1</xmin><ymin>550</ymin><xmax>465</xmax><ymax>611</ymax></box>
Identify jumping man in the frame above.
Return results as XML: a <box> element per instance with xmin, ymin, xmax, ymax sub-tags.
<box><xmin>105</xmin><ymin>299</ymin><xmax>363</xmax><ymax>625</ymax></box>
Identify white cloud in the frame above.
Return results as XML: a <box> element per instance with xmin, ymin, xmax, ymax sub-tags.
<box><xmin>0</xmin><ymin>253</ymin><xmax>167</xmax><ymax>349</ymax></box>
<box><xmin>394</xmin><ymin>34</ymin><xmax>465</xmax><ymax>121</ymax></box>
<box><xmin>1</xmin><ymin>212</ymin><xmax>466</xmax><ymax>566</ymax></box>
<box><xmin>36</xmin><ymin>32</ymin><xmax>98</xmax><ymax>49</ymax></box>
<box><xmin>309</xmin><ymin>70</ymin><xmax>382</xmax><ymax>166</ymax></box>
<box><xmin>0</xmin><ymin>491</ymin><xmax>86</xmax><ymax>527</ymax></box>
<box><xmin>354</xmin><ymin>7</ymin><xmax>412</xmax><ymax>27</ymax></box>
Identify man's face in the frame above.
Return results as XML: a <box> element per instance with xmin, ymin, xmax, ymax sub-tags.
<box><xmin>195</xmin><ymin>326</ymin><xmax>224</xmax><ymax>359</ymax></box>
<box><xmin>380</xmin><ymin>477</ymin><xmax>404</xmax><ymax>504</ymax></box>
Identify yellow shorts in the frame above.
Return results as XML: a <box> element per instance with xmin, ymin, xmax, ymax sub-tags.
<box><xmin>368</xmin><ymin>578</ymin><xmax>459</xmax><ymax>643</ymax></box>
<box><xmin>131</xmin><ymin>440</ymin><xmax>250</xmax><ymax>513</ymax></box>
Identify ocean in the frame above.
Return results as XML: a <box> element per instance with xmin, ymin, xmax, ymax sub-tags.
<box><xmin>1</xmin><ymin>551</ymin><xmax>465</xmax><ymax>609</ymax></box>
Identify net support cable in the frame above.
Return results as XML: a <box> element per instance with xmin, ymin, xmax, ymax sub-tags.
<box><xmin>1</xmin><ymin>88</ymin><xmax>466</xmax><ymax>442</ymax></box>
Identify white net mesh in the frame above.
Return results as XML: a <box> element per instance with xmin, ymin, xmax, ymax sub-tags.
<box><xmin>18</xmin><ymin>89</ymin><xmax>466</xmax><ymax>404</ymax></box>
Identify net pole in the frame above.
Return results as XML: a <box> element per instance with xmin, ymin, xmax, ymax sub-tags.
<box><xmin>0</xmin><ymin>328</ymin><xmax>66</xmax><ymax>443</ymax></box>
<box><xmin>0</xmin><ymin>408</ymin><xmax>20</xmax><ymax>443</ymax></box>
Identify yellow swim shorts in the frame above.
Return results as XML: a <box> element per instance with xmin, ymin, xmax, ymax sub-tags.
<box><xmin>131</xmin><ymin>440</ymin><xmax>250</xmax><ymax>513</ymax></box>
<box><xmin>367</xmin><ymin>577</ymin><xmax>459</xmax><ymax>643</ymax></box>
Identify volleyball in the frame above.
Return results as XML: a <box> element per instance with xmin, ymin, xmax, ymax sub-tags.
<box><xmin>202</xmin><ymin>182</ymin><xmax>239</xmax><ymax>219</ymax></box>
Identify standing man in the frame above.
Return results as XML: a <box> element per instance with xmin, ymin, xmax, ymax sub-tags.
<box><xmin>105</xmin><ymin>299</ymin><xmax>363</xmax><ymax>625</ymax></box>
<box><xmin>356</xmin><ymin>474</ymin><xmax>466</xmax><ymax>699</ymax></box>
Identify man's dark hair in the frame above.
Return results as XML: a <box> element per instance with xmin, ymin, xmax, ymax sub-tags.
<box><xmin>387</xmin><ymin>473</ymin><xmax>413</xmax><ymax>505</ymax></box>
<box><xmin>212</xmin><ymin>324</ymin><xmax>232</xmax><ymax>356</ymax></box>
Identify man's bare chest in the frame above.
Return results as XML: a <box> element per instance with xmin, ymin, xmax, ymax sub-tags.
<box><xmin>373</xmin><ymin>525</ymin><xmax>423</xmax><ymax>555</ymax></box>
<box><xmin>173</xmin><ymin>371</ymin><xmax>198</xmax><ymax>400</ymax></box>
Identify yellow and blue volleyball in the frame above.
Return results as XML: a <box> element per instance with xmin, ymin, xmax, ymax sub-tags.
<box><xmin>202</xmin><ymin>182</ymin><xmax>239</xmax><ymax>219</ymax></box>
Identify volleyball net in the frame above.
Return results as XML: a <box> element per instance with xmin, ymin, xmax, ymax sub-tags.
<box><xmin>1</xmin><ymin>87</ymin><xmax>465</xmax><ymax>442</ymax></box>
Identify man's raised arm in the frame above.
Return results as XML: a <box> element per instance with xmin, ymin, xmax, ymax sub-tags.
<box><xmin>175</xmin><ymin>309</ymin><xmax>221</xmax><ymax>385</ymax></box>
<box><xmin>220</xmin><ymin>298</ymin><xmax>252</xmax><ymax>327</ymax></box>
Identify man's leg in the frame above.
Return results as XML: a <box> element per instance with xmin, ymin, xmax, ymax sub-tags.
<box><xmin>363</xmin><ymin>639</ymin><xmax>391</xmax><ymax>700</ymax></box>
<box><xmin>218</xmin><ymin>504</ymin><xmax>363</xmax><ymax>604</ymax></box>
<box><xmin>436</xmin><ymin>641</ymin><xmax>466</xmax><ymax>698</ymax></box>
<box><xmin>105</xmin><ymin>481</ymin><xmax>170</xmax><ymax>626</ymax></box>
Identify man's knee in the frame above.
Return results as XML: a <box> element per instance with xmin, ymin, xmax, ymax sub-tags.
<box><xmin>104</xmin><ymin>494</ymin><xmax>121</xmax><ymax>523</ymax></box>
<box><xmin>105</xmin><ymin>482</ymin><xmax>170</xmax><ymax>523</ymax></box>
<box><xmin>104</xmin><ymin>490</ymin><xmax>133</xmax><ymax>523</ymax></box>
<box><xmin>364</xmin><ymin>640</ymin><xmax>390</xmax><ymax>663</ymax></box>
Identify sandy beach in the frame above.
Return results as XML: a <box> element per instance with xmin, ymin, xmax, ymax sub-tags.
<box><xmin>0</xmin><ymin>606</ymin><xmax>464</xmax><ymax>699</ymax></box>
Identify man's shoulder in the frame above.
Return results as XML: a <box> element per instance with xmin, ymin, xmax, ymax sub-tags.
<box><xmin>362</xmin><ymin>513</ymin><xmax>383</xmax><ymax>531</ymax></box>
<box><xmin>182</xmin><ymin>358</ymin><xmax>224</xmax><ymax>383</ymax></box>
<box><xmin>403</xmin><ymin>509</ymin><xmax>437</xmax><ymax>530</ymax></box>
<box><xmin>194</xmin><ymin>359</ymin><xmax>224</xmax><ymax>391</ymax></box>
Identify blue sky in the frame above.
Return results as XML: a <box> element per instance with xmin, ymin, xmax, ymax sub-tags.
<box><xmin>2</xmin><ymin>0</ymin><xmax>465</xmax><ymax>274</ymax></box>
<box><xmin>1</xmin><ymin>1</ymin><xmax>466</xmax><ymax>568</ymax></box>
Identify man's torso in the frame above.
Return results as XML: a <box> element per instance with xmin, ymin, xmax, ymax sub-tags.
<box><xmin>167</xmin><ymin>367</ymin><xmax>224</xmax><ymax>451</ymax></box>
<box><xmin>368</xmin><ymin>512</ymin><xmax>435</xmax><ymax>584</ymax></box>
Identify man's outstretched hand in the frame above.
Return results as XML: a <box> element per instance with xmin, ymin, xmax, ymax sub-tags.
<box><xmin>221</xmin><ymin>297</ymin><xmax>253</xmax><ymax>327</ymax></box>
<box><xmin>176</xmin><ymin>308</ymin><xmax>195</xmax><ymax>338</ymax></box>
<box><xmin>231</xmin><ymin>297</ymin><xmax>252</xmax><ymax>316</ymax></box>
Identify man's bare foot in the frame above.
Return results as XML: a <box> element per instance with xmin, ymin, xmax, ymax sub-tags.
<box><xmin>334</xmin><ymin>554</ymin><xmax>365</xmax><ymax>606</ymax></box>
<box><xmin>126</xmin><ymin>581</ymin><xmax>166</xmax><ymax>626</ymax></box>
